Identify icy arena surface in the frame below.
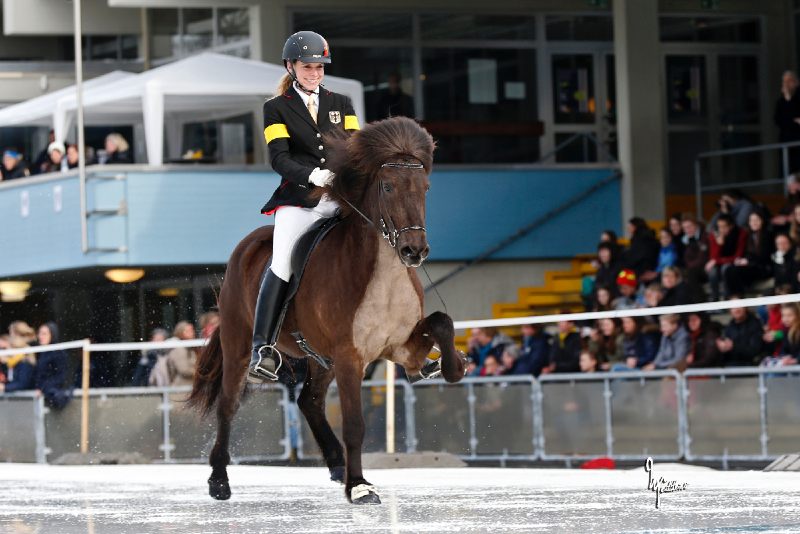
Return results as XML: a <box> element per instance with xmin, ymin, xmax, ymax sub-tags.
<box><xmin>1</xmin><ymin>464</ymin><xmax>799</xmax><ymax>533</ymax></box>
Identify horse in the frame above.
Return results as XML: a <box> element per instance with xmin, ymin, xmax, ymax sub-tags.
<box><xmin>188</xmin><ymin>116</ymin><xmax>466</xmax><ymax>505</ymax></box>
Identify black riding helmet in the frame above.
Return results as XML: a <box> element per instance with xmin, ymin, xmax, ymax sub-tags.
<box><xmin>282</xmin><ymin>31</ymin><xmax>331</xmax><ymax>65</ymax></box>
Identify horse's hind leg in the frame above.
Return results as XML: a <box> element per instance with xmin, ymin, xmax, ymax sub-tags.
<box><xmin>297</xmin><ymin>359</ymin><xmax>345</xmax><ymax>483</ymax></box>
<box><xmin>334</xmin><ymin>357</ymin><xmax>381</xmax><ymax>504</ymax></box>
<box><xmin>208</xmin><ymin>334</ymin><xmax>249</xmax><ymax>500</ymax></box>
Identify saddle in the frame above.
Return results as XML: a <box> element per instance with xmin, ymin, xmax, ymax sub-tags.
<box><xmin>272</xmin><ymin>215</ymin><xmax>341</xmax><ymax>369</ymax></box>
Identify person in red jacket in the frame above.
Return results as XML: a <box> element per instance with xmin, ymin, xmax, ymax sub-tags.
<box><xmin>705</xmin><ymin>213</ymin><xmax>747</xmax><ymax>301</ymax></box>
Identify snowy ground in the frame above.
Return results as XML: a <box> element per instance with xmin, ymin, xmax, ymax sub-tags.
<box><xmin>1</xmin><ymin>463</ymin><xmax>799</xmax><ymax>533</ymax></box>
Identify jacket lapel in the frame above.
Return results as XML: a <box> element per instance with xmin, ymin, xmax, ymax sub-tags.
<box><xmin>317</xmin><ymin>90</ymin><xmax>332</xmax><ymax>131</ymax></box>
<box><xmin>284</xmin><ymin>90</ymin><xmax>318</xmax><ymax>129</ymax></box>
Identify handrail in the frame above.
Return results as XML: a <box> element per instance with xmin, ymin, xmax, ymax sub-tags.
<box><xmin>425</xmin><ymin>170</ymin><xmax>622</xmax><ymax>292</ymax></box>
<box><xmin>694</xmin><ymin>139</ymin><xmax>800</xmax><ymax>219</ymax></box>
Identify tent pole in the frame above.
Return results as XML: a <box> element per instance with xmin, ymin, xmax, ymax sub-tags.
<box><xmin>74</xmin><ymin>0</ymin><xmax>88</xmax><ymax>254</ymax></box>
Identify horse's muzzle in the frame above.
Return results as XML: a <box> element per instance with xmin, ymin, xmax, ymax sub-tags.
<box><xmin>400</xmin><ymin>243</ymin><xmax>430</xmax><ymax>268</ymax></box>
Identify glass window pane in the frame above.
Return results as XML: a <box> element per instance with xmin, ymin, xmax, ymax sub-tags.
<box><xmin>88</xmin><ymin>36</ymin><xmax>119</xmax><ymax>60</ymax></box>
<box><xmin>546</xmin><ymin>15</ymin><xmax>613</xmax><ymax>41</ymax></box>
<box><xmin>324</xmin><ymin>47</ymin><xmax>414</xmax><ymax>123</ymax></box>
<box><xmin>668</xmin><ymin>131</ymin><xmax>709</xmax><ymax>194</ymax></box>
<box><xmin>218</xmin><ymin>8</ymin><xmax>249</xmax><ymax>44</ymax></box>
<box><xmin>151</xmin><ymin>8</ymin><xmax>180</xmax><ymax>59</ymax></box>
<box><xmin>422</xmin><ymin>47</ymin><xmax>539</xmax><ymax>163</ymax></box>
<box><xmin>720</xmin><ymin>132</ymin><xmax>762</xmax><ymax>183</ymax></box>
<box><xmin>660</xmin><ymin>16</ymin><xmax>760</xmax><ymax>43</ymax></box>
<box><xmin>552</xmin><ymin>55</ymin><xmax>595</xmax><ymax>124</ymax></box>
<box><xmin>605</xmin><ymin>54</ymin><xmax>616</xmax><ymax>123</ymax></box>
<box><xmin>293</xmin><ymin>12</ymin><xmax>412</xmax><ymax>40</ymax></box>
<box><xmin>554</xmin><ymin>133</ymin><xmax>598</xmax><ymax>163</ymax></box>
<box><xmin>718</xmin><ymin>56</ymin><xmax>759</xmax><ymax>125</ymax></box>
<box><xmin>666</xmin><ymin>55</ymin><xmax>707</xmax><ymax>124</ymax></box>
<box><xmin>183</xmin><ymin>8</ymin><xmax>213</xmax><ymax>54</ymax></box>
<box><xmin>420</xmin><ymin>14</ymin><xmax>536</xmax><ymax>40</ymax></box>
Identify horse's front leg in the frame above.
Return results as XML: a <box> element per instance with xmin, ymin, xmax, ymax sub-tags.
<box><xmin>334</xmin><ymin>357</ymin><xmax>381</xmax><ymax>504</ymax></box>
<box><xmin>405</xmin><ymin>311</ymin><xmax>466</xmax><ymax>383</ymax></box>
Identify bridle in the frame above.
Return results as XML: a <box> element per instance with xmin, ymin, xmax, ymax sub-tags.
<box><xmin>340</xmin><ymin>159</ymin><xmax>428</xmax><ymax>257</ymax></box>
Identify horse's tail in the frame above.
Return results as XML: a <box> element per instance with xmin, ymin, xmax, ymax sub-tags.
<box><xmin>187</xmin><ymin>326</ymin><xmax>224</xmax><ymax>417</ymax></box>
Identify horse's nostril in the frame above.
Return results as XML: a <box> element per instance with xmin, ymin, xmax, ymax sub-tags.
<box><xmin>400</xmin><ymin>246</ymin><xmax>415</xmax><ymax>258</ymax></box>
<box><xmin>421</xmin><ymin>246</ymin><xmax>430</xmax><ymax>258</ymax></box>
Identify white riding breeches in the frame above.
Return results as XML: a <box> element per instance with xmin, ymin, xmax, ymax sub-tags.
<box><xmin>270</xmin><ymin>195</ymin><xmax>340</xmax><ymax>282</ymax></box>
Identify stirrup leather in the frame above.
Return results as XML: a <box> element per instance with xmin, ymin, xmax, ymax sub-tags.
<box><xmin>251</xmin><ymin>344</ymin><xmax>283</xmax><ymax>382</ymax></box>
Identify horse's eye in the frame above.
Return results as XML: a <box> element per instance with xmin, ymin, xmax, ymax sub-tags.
<box><xmin>383</xmin><ymin>183</ymin><xmax>393</xmax><ymax>193</ymax></box>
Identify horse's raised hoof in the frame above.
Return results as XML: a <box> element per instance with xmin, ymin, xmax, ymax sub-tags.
<box><xmin>350</xmin><ymin>484</ymin><xmax>381</xmax><ymax>505</ymax></box>
<box><xmin>208</xmin><ymin>477</ymin><xmax>231</xmax><ymax>500</ymax></box>
<box><xmin>330</xmin><ymin>465</ymin><xmax>345</xmax><ymax>484</ymax></box>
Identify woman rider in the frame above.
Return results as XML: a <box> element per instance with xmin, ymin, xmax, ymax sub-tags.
<box><xmin>248</xmin><ymin>31</ymin><xmax>361</xmax><ymax>383</ymax></box>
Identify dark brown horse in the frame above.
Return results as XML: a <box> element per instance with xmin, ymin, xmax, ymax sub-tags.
<box><xmin>188</xmin><ymin>116</ymin><xmax>465</xmax><ymax>504</ymax></box>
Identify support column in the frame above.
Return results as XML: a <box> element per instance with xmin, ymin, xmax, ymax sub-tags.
<box><xmin>613</xmin><ymin>0</ymin><xmax>665</xmax><ymax>223</ymax></box>
<box><xmin>249</xmin><ymin>1</ymin><xmax>287</xmax><ymax>64</ymax></box>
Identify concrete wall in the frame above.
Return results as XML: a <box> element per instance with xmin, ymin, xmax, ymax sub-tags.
<box><xmin>3</xmin><ymin>0</ymin><xmax>141</xmax><ymax>35</ymax></box>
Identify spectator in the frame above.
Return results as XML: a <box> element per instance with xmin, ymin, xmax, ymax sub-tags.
<box><xmin>717</xmin><ymin>304</ymin><xmax>764</xmax><ymax>367</ymax></box>
<box><xmin>642</xmin><ymin>282</ymin><xmax>664</xmax><ymax>308</ymax></box>
<box><xmin>789</xmin><ymin>204</ymin><xmax>800</xmax><ymax>245</ymax></box>
<box><xmin>166</xmin><ymin>321</ymin><xmax>198</xmax><ymax>387</ymax></box>
<box><xmin>376</xmin><ymin>72</ymin><xmax>415</xmax><ymax>119</ymax></box>
<box><xmin>467</xmin><ymin>327</ymin><xmax>512</xmax><ymax>371</ymax></box>
<box><xmin>515</xmin><ymin>324</ymin><xmax>551</xmax><ymax>377</ymax></box>
<box><xmin>659</xmin><ymin>266</ymin><xmax>693</xmax><ymax>307</ymax></box>
<box><xmin>480</xmin><ymin>354</ymin><xmax>503</xmax><ymax>377</ymax></box>
<box><xmin>771</xmin><ymin>234</ymin><xmax>798</xmax><ymax>290</ymax></box>
<box><xmin>656</xmin><ymin>228</ymin><xmax>678</xmax><ymax>273</ymax></box>
<box><xmin>1</xmin><ymin>150</ymin><xmax>30</xmax><ymax>181</ymax></box>
<box><xmin>710</xmin><ymin>190</ymin><xmax>755</xmax><ymax>231</ymax></box>
<box><xmin>617</xmin><ymin>316</ymin><xmax>659</xmax><ymax>370</ymax></box>
<box><xmin>594</xmin><ymin>242</ymin><xmax>622</xmax><ymax>297</ymax></box>
<box><xmin>613</xmin><ymin>268</ymin><xmax>638</xmax><ymax>310</ymax></box>
<box><xmin>680</xmin><ymin>213</ymin><xmax>709</xmax><ymax>296</ymax></box>
<box><xmin>762</xmin><ymin>303</ymin><xmax>800</xmax><ymax>367</ymax></box>
<box><xmin>644</xmin><ymin>314</ymin><xmax>689</xmax><ymax>370</ymax></box>
<box><xmin>199</xmin><ymin>311</ymin><xmax>220</xmax><ymax>339</ymax></box>
<box><xmin>546</xmin><ymin>318</ymin><xmax>582</xmax><ymax>374</ymax></box>
<box><xmin>101</xmin><ymin>133</ymin><xmax>132</xmax><ymax>164</ymax></box>
<box><xmin>724</xmin><ymin>211</ymin><xmax>773</xmax><ymax>296</ymax></box>
<box><xmin>771</xmin><ymin>174</ymin><xmax>800</xmax><ymax>230</ymax></box>
<box><xmin>588</xmin><ymin>318</ymin><xmax>623</xmax><ymax>370</ymax></box>
<box><xmin>36</xmin><ymin>142</ymin><xmax>66</xmax><ymax>174</ymax></box>
<box><xmin>622</xmin><ymin>217</ymin><xmax>659</xmax><ymax>281</ymax></box>
<box><xmin>763</xmin><ymin>285</ymin><xmax>793</xmax><ymax>355</ymax></box>
<box><xmin>579</xmin><ymin>350</ymin><xmax>599</xmax><ymax>373</ymax></box>
<box><xmin>593</xmin><ymin>285</ymin><xmax>613</xmax><ymax>312</ymax></box>
<box><xmin>684</xmin><ymin>312</ymin><xmax>722</xmax><ymax>370</ymax></box>
<box><xmin>774</xmin><ymin>70</ymin><xmax>800</xmax><ymax>173</ymax></box>
<box><xmin>599</xmin><ymin>229</ymin><xmax>622</xmax><ymax>260</ymax></box>
<box><xmin>667</xmin><ymin>213</ymin><xmax>686</xmax><ymax>263</ymax></box>
<box><xmin>31</xmin><ymin>129</ymin><xmax>55</xmax><ymax>171</ymax></box>
<box><xmin>499</xmin><ymin>345</ymin><xmax>520</xmax><ymax>375</ymax></box>
<box><xmin>131</xmin><ymin>328</ymin><xmax>169</xmax><ymax>387</ymax></box>
<box><xmin>0</xmin><ymin>322</ymin><xmax>37</xmax><ymax>393</ymax></box>
<box><xmin>706</xmin><ymin>214</ymin><xmax>747</xmax><ymax>301</ymax></box>
<box><xmin>33</xmin><ymin>322</ymin><xmax>70</xmax><ymax>409</ymax></box>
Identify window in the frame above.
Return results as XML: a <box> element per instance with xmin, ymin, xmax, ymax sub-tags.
<box><xmin>666</xmin><ymin>56</ymin><xmax>707</xmax><ymax>124</ymax></box>
<box><xmin>546</xmin><ymin>15</ymin><xmax>613</xmax><ymax>41</ymax></box>
<box><xmin>218</xmin><ymin>8</ymin><xmax>249</xmax><ymax>45</ymax></box>
<box><xmin>660</xmin><ymin>16</ymin><xmax>760</xmax><ymax>43</ymax></box>
<box><xmin>293</xmin><ymin>12</ymin><xmax>412</xmax><ymax>40</ymax></box>
<box><xmin>183</xmin><ymin>9</ymin><xmax>213</xmax><ymax>55</ymax></box>
<box><xmin>420</xmin><ymin>14</ymin><xmax>535</xmax><ymax>40</ymax></box>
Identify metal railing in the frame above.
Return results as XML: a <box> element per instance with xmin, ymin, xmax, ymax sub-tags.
<box><xmin>694</xmin><ymin>139</ymin><xmax>800</xmax><ymax>220</ymax></box>
<box><xmin>3</xmin><ymin>367</ymin><xmax>799</xmax><ymax>465</ymax></box>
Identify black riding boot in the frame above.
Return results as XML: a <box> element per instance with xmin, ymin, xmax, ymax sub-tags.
<box><xmin>247</xmin><ymin>269</ymin><xmax>289</xmax><ymax>384</ymax></box>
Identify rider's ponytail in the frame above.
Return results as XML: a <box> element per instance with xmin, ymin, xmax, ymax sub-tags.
<box><xmin>276</xmin><ymin>72</ymin><xmax>293</xmax><ymax>95</ymax></box>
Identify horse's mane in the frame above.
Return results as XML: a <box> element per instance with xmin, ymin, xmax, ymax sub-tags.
<box><xmin>313</xmin><ymin>116</ymin><xmax>435</xmax><ymax>209</ymax></box>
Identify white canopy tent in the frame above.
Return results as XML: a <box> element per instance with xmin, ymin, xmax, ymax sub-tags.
<box><xmin>53</xmin><ymin>53</ymin><xmax>366</xmax><ymax>165</ymax></box>
<box><xmin>0</xmin><ymin>71</ymin><xmax>134</xmax><ymax>127</ymax></box>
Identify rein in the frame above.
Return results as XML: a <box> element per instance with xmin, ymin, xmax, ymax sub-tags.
<box><xmin>340</xmin><ymin>160</ymin><xmax>427</xmax><ymax>251</ymax></box>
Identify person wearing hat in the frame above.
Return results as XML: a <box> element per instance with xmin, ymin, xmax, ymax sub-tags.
<box><xmin>248</xmin><ymin>30</ymin><xmax>361</xmax><ymax>383</ymax></box>
<box><xmin>37</xmin><ymin>141</ymin><xmax>67</xmax><ymax>174</ymax></box>
<box><xmin>1</xmin><ymin>149</ymin><xmax>29</xmax><ymax>181</ymax></box>
<box><xmin>612</xmin><ymin>268</ymin><xmax>638</xmax><ymax>310</ymax></box>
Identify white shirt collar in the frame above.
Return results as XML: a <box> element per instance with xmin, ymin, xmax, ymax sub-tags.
<box><xmin>293</xmin><ymin>82</ymin><xmax>319</xmax><ymax>107</ymax></box>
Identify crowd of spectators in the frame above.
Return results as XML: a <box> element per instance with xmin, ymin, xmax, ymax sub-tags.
<box><xmin>0</xmin><ymin>131</ymin><xmax>131</xmax><ymax>182</ymax></box>
<box><xmin>0</xmin><ymin>311</ymin><xmax>219</xmax><ymax>396</ymax></box>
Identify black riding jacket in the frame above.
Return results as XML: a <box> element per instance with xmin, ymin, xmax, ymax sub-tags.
<box><xmin>261</xmin><ymin>86</ymin><xmax>359</xmax><ymax>214</ymax></box>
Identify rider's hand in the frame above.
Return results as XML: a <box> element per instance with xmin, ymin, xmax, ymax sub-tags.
<box><xmin>309</xmin><ymin>168</ymin><xmax>334</xmax><ymax>187</ymax></box>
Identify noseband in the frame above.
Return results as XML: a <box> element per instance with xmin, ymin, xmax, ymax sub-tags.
<box><xmin>340</xmin><ymin>160</ymin><xmax>428</xmax><ymax>257</ymax></box>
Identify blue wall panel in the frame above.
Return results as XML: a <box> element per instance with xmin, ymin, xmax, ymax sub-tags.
<box><xmin>0</xmin><ymin>166</ymin><xmax>619</xmax><ymax>278</ymax></box>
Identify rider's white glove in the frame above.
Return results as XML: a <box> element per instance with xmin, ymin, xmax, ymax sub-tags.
<box><xmin>308</xmin><ymin>168</ymin><xmax>334</xmax><ymax>187</ymax></box>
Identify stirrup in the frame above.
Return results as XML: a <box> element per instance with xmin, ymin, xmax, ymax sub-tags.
<box><xmin>248</xmin><ymin>345</ymin><xmax>283</xmax><ymax>383</ymax></box>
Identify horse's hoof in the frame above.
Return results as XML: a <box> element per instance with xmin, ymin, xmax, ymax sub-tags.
<box><xmin>208</xmin><ymin>477</ymin><xmax>231</xmax><ymax>500</ymax></box>
<box><xmin>330</xmin><ymin>466</ymin><xmax>345</xmax><ymax>484</ymax></box>
<box><xmin>350</xmin><ymin>484</ymin><xmax>381</xmax><ymax>505</ymax></box>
